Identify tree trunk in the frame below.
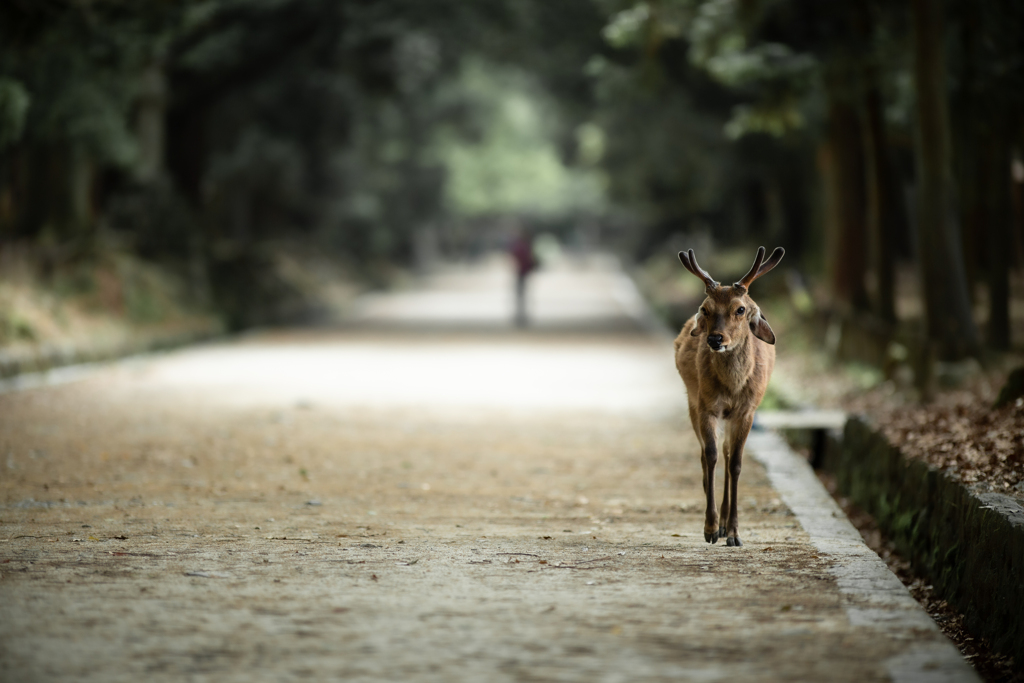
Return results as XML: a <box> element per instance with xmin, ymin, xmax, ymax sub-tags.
<box><xmin>69</xmin><ymin>142</ymin><xmax>95</xmax><ymax>237</ymax></box>
<box><xmin>861</xmin><ymin>77</ymin><xmax>899</xmax><ymax>323</ymax></box>
<box><xmin>166</xmin><ymin>107</ymin><xmax>207</xmax><ymax>209</ymax></box>
<box><xmin>986</xmin><ymin>123</ymin><xmax>1012</xmax><ymax>349</ymax></box>
<box><xmin>135</xmin><ymin>62</ymin><xmax>167</xmax><ymax>184</ymax></box>
<box><xmin>852</xmin><ymin>0</ymin><xmax>898</xmax><ymax>323</ymax></box>
<box><xmin>777</xmin><ymin>145</ymin><xmax>811</xmax><ymax>262</ymax></box>
<box><xmin>824</xmin><ymin>90</ymin><xmax>869</xmax><ymax>313</ymax></box>
<box><xmin>910</xmin><ymin>0</ymin><xmax>980</xmax><ymax>359</ymax></box>
<box><xmin>1013</xmin><ymin>146</ymin><xmax>1024</xmax><ymax>271</ymax></box>
<box><xmin>951</xmin><ymin>3</ymin><xmax>981</xmax><ymax>296</ymax></box>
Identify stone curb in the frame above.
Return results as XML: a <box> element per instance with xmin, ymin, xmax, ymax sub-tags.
<box><xmin>820</xmin><ymin>416</ymin><xmax>1024</xmax><ymax>668</ymax></box>
<box><xmin>748</xmin><ymin>429</ymin><xmax>980</xmax><ymax>683</ymax></box>
<box><xmin>0</xmin><ymin>324</ymin><xmax>222</xmax><ymax>394</ymax></box>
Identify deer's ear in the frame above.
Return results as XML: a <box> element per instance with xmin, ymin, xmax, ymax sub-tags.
<box><xmin>690</xmin><ymin>311</ymin><xmax>705</xmax><ymax>337</ymax></box>
<box><xmin>750</xmin><ymin>312</ymin><xmax>775</xmax><ymax>345</ymax></box>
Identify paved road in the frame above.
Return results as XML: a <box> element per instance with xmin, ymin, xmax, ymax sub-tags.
<box><xmin>0</xmin><ymin>254</ymin><xmax>975</xmax><ymax>682</ymax></box>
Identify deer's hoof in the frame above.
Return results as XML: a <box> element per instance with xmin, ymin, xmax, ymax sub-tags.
<box><xmin>726</xmin><ymin>536</ymin><xmax>742</xmax><ymax>547</ymax></box>
<box><xmin>719</xmin><ymin>526</ymin><xmax>727</xmax><ymax>539</ymax></box>
<box><xmin>704</xmin><ymin>530</ymin><xmax>718</xmax><ymax>543</ymax></box>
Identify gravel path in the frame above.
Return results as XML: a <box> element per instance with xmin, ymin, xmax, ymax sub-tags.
<box><xmin>0</xmin><ymin>256</ymin><xmax>976</xmax><ymax>682</ymax></box>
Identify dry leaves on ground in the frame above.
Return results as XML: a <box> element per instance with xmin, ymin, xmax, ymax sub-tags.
<box><xmin>870</xmin><ymin>388</ymin><xmax>1024</xmax><ymax>495</ymax></box>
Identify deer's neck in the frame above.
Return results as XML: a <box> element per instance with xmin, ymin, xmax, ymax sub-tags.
<box><xmin>706</xmin><ymin>335</ymin><xmax>755</xmax><ymax>395</ymax></box>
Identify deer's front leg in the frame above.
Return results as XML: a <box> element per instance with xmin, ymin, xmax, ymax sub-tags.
<box><xmin>719</xmin><ymin>431</ymin><xmax>734</xmax><ymax>541</ymax></box>
<box><xmin>724</xmin><ymin>415</ymin><xmax>754</xmax><ymax>547</ymax></box>
<box><xmin>699</xmin><ymin>414</ymin><xmax>719</xmax><ymax>543</ymax></box>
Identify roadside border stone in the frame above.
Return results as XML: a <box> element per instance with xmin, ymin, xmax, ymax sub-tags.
<box><xmin>0</xmin><ymin>325</ymin><xmax>221</xmax><ymax>394</ymax></box>
<box><xmin>748</xmin><ymin>429</ymin><xmax>979</xmax><ymax>683</ymax></box>
<box><xmin>0</xmin><ymin>324</ymin><xmax>221</xmax><ymax>382</ymax></box>
<box><xmin>819</xmin><ymin>416</ymin><xmax>1024</xmax><ymax>668</ymax></box>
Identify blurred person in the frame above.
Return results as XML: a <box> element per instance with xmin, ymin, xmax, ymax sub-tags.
<box><xmin>508</xmin><ymin>229</ymin><xmax>537</xmax><ymax>327</ymax></box>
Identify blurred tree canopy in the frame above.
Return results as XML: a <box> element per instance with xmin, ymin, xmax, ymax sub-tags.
<box><xmin>595</xmin><ymin>0</ymin><xmax>1024</xmax><ymax>358</ymax></box>
<box><xmin>1</xmin><ymin>0</ymin><xmax>1022</xmax><ymax>355</ymax></box>
<box><xmin>0</xmin><ymin>0</ymin><xmax>605</xmax><ymax>326</ymax></box>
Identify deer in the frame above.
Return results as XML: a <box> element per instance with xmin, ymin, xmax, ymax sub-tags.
<box><xmin>674</xmin><ymin>246</ymin><xmax>784</xmax><ymax>547</ymax></box>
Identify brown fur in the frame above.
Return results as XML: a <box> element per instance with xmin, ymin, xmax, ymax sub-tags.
<box><xmin>673</xmin><ymin>247</ymin><xmax>783</xmax><ymax>546</ymax></box>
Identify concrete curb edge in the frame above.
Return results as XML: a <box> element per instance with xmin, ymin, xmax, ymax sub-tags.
<box><xmin>748</xmin><ymin>429</ymin><xmax>979</xmax><ymax>683</ymax></box>
<box><xmin>820</xmin><ymin>416</ymin><xmax>1024</xmax><ymax>669</ymax></box>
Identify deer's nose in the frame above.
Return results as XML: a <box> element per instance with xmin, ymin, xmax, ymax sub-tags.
<box><xmin>707</xmin><ymin>334</ymin><xmax>723</xmax><ymax>349</ymax></box>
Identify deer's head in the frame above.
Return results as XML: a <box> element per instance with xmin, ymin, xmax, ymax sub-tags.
<box><xmin>678</xmin><ymin>246</ymin><xmax>784</xmax><ymax>353</ymax></box>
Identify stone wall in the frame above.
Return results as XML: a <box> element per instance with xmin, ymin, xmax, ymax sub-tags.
<box><xmin>822</xmin><ymin>416</ymin><xmax>1024</xmax><ymax>665</ymax></box>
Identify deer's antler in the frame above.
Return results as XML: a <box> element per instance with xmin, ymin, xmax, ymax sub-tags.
<box><xmin>735</xmin><ymin>246</ymin><xmax>784</xmax><ymax>291</ymax></box>
<box><xmin>678</xmin><ymin>249</ymin><xmax>719</xmax><ymax>291</ymax></box>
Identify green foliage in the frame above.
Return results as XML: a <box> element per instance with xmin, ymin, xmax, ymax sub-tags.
<box><xmin>724</xmin><ymin>97</ymin><xmax>804</xmax><ymax>139</ymax></box>
<box><xmin>45</xmin><ymin>80</ymin><xmax>138</xmax><ymax>167</ymax></box>
<box><xmin>434</xmin><ymin>60</ymin><xmax>605</xmax><ymax>219</ymax></box>
<box><xmin>599</xmin><ymin>0</ymin><xmax>817</xmax><ymax>141</ymax></box>
<box><xmin>585</xmin><ymin>14</ymin><xmax>737</xmax><ymax>243</ymax></box>
<box><xmin>602</xmin><ymin>3</ymin><xmax>655</xmax><ymax>48</ymax></box>
<box><xmin>3</xmin><ymin>0</ymin><xmax>1015</xmax><ymax>338</ymax></box>
<box><xmin>1</xmin><ymin>0</ymin><xmax>620</xmax><ymax>264</ymax></box>
<box><xmin>684</xmin><ymin>0</ymin><xmax>820</xmax><ymax>140</ymax></box>
<box><xmin>0</xmin><ymin>78</ymin><xmax>30</xmax><ymax>149</ymax></box>
<box><xmin>0</xmin><ymin>312</ymin><xmax>36</xmax><ymax>343</ymax></box>
<box><xmin>0</xmin><ymin>2</ymin><xmax>162</xmax><ymax>163</ymax></box>
<box><xmin>702</xmin><ymin>43</ymin><xmax>816</xmax><ymax>90</ymax></box>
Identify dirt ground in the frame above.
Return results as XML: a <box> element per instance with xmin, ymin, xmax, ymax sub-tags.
<box><xmin>0</xmin><ymin>259</ymin><xmax>972</xmax><ymax>682</ymax></box>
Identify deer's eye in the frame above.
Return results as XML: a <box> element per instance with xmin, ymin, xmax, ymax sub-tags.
<box><xmin>736</xmin><ymin>306</ymin><xmax>745</xmax><ymax>316</ymax></box>
<box><xmin>700</xmin><ymin>307</ymin><xmax>708</xmax><ymax>316</ymax></box>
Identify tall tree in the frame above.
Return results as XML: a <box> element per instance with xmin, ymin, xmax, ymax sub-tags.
<box><xmin>823</xmin><ymin>76</ymin><xmax>869</xmax><ymax>313</ymax></box>
<box><xmin>855</xmin><ymin>0</ymin><xmax>900</xmax><ymax>323</ymax></box>
<box><xmin>985</xmin><ymin>126</ymin><xmax>1013</xmax><ymax>350</ymax></box>
<box><xmin>949</xmin><ymin>0</ymin><xmax>1024</xmax><ymax>349</ymax></box>
<box><xmin>909</xmin><ymin>0</ymin><xmax>979</xmax><ymax>358</ymax></box>
<box><xmin>861</xmin><ymin>74</ymin><xmax>899</xmax><ymax>323</ymax></box>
